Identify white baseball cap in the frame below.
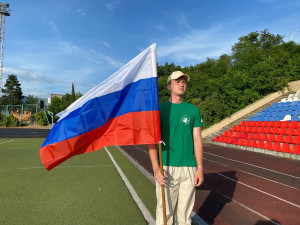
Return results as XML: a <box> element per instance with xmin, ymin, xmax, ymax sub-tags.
<box><xmin>167</xmin><ymin>71</ymin><xmax>190</xmax><ymax>84</ymax></box>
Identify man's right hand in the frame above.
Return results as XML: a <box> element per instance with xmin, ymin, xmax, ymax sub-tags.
<box><xmin>153</xmin><ymin>167</ymin><xmax>168</xmax><ymax>186</ymax></box>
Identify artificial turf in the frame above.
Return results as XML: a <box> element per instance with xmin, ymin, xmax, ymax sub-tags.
<box><xmin>0</xmin><ymin>138</ymin><xmax>156</xmax><ymax>225</ymax></box>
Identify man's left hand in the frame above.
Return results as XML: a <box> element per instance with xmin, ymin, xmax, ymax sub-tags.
<box><xmin>194</xmin><ymin>170</ymin><xmax>204</xmax><ymax>186</ymax></box>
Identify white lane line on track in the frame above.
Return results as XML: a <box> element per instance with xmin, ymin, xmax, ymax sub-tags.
<box><xmin>203</xmin><ymin>183</ymin><xmax>281</xmax><ymax>225</ymax></box>
<box><xmin>133</xmin><ymin>145</ymin><xmax>149</xmax><ymax>155</ymax></box>
<box><xmin>204</xmin><ymin>152</ymin><xmax>300</xmax><ymax>180</ymax></box>
<box><xmin>0</xmin><ymin>140</ymin><xmax>14</xmax><ymax>145</ymax></box>
<box><xmin>105</xmin><ymin>147</ymin><xmax>155</xmax><ymax>225</ymax></box>
<box><xmin>0</xmin><ymin>165</ymin><xmax>114</xmax><ymax>171</ymax></box>
<box><xmin>217</xmin><ymin>173</ymin><xmax>300</xmax><ymax>209</ymax></box>
<box><xmin>204</xmin><ymin>157</ymin><xmax>299</xmax><ymax>190</ymax></box>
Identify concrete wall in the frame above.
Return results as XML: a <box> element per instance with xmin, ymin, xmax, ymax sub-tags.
<box><xmin>202</xmin><ymin>80</ymin><xmax>300</xmax><ymax>138</ymax></box>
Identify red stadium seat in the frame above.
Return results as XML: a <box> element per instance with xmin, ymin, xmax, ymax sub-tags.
<box><xmin>232</xmin><ymin>138</ymin><xmax>239</xmax><ymax>144</ymax></box>
<box><xmin>265</xmin><ymin>141</ymin><xmax>273</xmax><ymax>150</ymax></box>
<box><xmin>282</xmin><ymin>143</ymin><xmax>290</xmax><ymax>153</ymax></box>
<box><xmin>261</xmin><ymin>133</ymin><xmax>268</xmax><ymax>141</ymax></box>
<box><xmin>244</xmin><ymin>139</ymin><xmax>251</xmax><ymax>146</ymax></box>
<box><xmin>237</xmin><ymin>125</ymin><xmax>242</xmax><ymax>132</ymax></box>
<box><xmin>257</xmin><ymin>141</ymin><xmax>265</xmax><ymax>149</ymax></box>
<box><xmin>286</xmin><ymin>127</ymin><xmax>295</xmax><ymax>136</ymax></box>
<box><xmin>272</xmin><ymin>127</ymin><xmax>280</xmax><ymax>134</ymax></box>
<box><xmin>241</xmin><ymin>126</ymin><xmax>247</xmax><ymax>132</ymax></box>
<box><xmin>223</xmin><ymin>137</ymin><xmax>228</xmax><ymax>143</ymax></box>
<box><xmin>268</xmin><ymin>121</ymin><xmax>275</xmax><ymax>127</ymax></box>
<box><xmin>237</xmin><ymin>132</ymin><xmax>242</xmax><ymax>138</ymax></box>
<box><xmin>252</xmin><ymin>126</ymin><xmax>259</xmax><ymax>133</ymax></box>
<box><xmin>227</xmin><ymin>137</ymin><xmax>234</xmax><ymax>144</ymax></box>
<box><xmin>254</xmin><ymin>133</ymin><xmax>262</xmax><ymax>140</ymax></box>
<box><xmin>246</xmin><ymin>121</ymin><xmax>251</xmax><ymax>126</ymax></box>
<box><xmin>290</xmin><ymin>121</ymin><xmax>298</xmax><ymax>128</ymax></box>
<box><xmin>246</xmin><ymin>126</ymin><xmax>253</xmax><ymax>133</ymax></box>
<box><xmin>279</xmin><ymin>127</ymin><xmax>287</xmax><ymax>135</ymax></box>
<box><xmin>275</xmin><ymin>121</ymin><xmax>282</xmax><ymax>127</ymax></box>
<box><xmin>291</xmin><ymin>145</ymin><xmax>300</xmax><ymax>154</ymax></box>
<box><xmin>295</xmin><ymin>128</ymin><xmax>300</xmax><ymax>136</ymax></box>
<box><xmin>272</xmin><ymin>142</ymin><xmax>282</xmax><ymax>152</ymax></box>
<box><xmin>232</xmin><ymin>126</ymin><xmax>237</xmax><ymax>131</ymax></box>
<box><xmin>257</xmin><ymin>121</ymin><xmax>263</xmax><ymax>127</ymax></box>
<box><xmin>241</xmin><ymin>121</ymin><xmax>246</xmax><ymax>126</ymax></box>
<box><xmin>251</xmin><ymin>121</ymin><xmax>257</xmax><ymax>127</ymax></box>
<box><xmin>223</xmin><ymin>131</ymin><xmax>229</xmax><ymax>137</ymax></box>
<box><xmin>237</xmin><ymin>138</ymin><xmax>245</xmax><ymax>146</ymax></box>
<box><xmin>265</xmin><ymin>126</ymin><xmax>272</xmax><ymax>134</ymax></box>
<box><xmin>242</xmin><ymin>132</ymin><xmax>248</xmax><ymax>138</ymax></box>
<box><xmin>219</xmin><ymin>136</ymin><xmax>225</xmax><ymax>142</ymax></box>
<box><xmin>248</xmin><ymin>133</ymin><xmax>255</xmax><ymax>139</ymax></box>
<box><xmin>268</xmin><ymin>134</ymin><xmax>276</xmax><ymax>142</ymax></box>
<box><xmin>282</xmin><ymin>121</ymin><xmax>289</xmax><ymax>127</ymax></box>
<box><xmin>262</xmin><ymin>121</ymin><xmax>269</xmax><ymax>127</ymax></box>
<box><xmin>285</xmin><ymin>135</ymin><xmax>294</xmax><ymax>144</ymax></box>
<box><xmin>276</xmin><ymin>134</ymin><xmax>284</xmax><ymax>142</ymax></box>
<box><xmin>250</xmin><ymin>140</ymin><xmax>258</xmax><ymax>148</ymax></box>
<box><xmin>228</xmin><ymin>131</ymin><xmax>233</xmax><ymax>137</ymax></box>
<box><xmin>212</xmin><ymin>136</ymin><xmax>220</xmax><ymax>141</ymax></box>
<box><xmin>258</xmin><ymin>126</ymin><xmax>266</xmax><ymax>133</ymax></box>
<box><xmin>293</xmin><ymin>136</ymin><xmax>300</xmax><ymax>145</ymax></box>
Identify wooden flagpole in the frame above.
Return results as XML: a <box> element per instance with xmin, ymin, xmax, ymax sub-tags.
<box><xmin>158</xmin><ymin>142</ymin><xmax>167</xmax><ymax>225</ymax></box>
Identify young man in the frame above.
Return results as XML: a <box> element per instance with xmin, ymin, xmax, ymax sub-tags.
<box><xmin>149</xmin><ymin>71</ymin><xmax>204</xmax><ymax>225</ymax></box>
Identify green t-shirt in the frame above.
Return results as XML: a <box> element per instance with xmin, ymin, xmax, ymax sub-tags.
<box><xmin>159</xmin><ymin>101</ymin><xmax>204</xmax><ymax>167</ymax></box>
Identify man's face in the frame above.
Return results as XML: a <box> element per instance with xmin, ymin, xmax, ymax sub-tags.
<box><xmin>167</xmin><ymin>77</ymin><xmax>187</xmax><ymax>96</ymax></box>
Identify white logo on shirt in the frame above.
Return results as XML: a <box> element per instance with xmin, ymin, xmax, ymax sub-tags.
<box><xmin>181</xmin><ymin>115</ymin><xmax>190</xmax><ymax>125</ymax></box>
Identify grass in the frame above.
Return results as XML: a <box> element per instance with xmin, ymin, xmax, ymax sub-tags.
<box><xmin>0</xmin><ymin>138</ymin><xmax>156</xmax><ymax>225</ymax></box>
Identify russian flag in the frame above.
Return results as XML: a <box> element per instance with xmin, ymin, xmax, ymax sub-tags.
<box><xmin>40</xmin><ymin>44</ymin><xmax>161</xmax><ymax>170</ymax></box>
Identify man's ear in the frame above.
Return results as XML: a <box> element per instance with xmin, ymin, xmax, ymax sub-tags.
<box><xmin>167</xmin><ymin>82</ymin><xmax>171</xmax><ymax>91</ymax></box>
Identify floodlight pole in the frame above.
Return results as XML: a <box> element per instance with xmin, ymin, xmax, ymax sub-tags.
<box><xmin>0</xmin><ymin>3</ymin><xmax>10</xmax><ymax>98</ymax></box>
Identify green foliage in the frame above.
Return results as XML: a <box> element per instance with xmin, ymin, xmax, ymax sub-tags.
<box><xmin>157</xmin><ymin>30</ymin><xmax>300</xmax><ymax>128</ymax></box>
<box><xmin>26</xmin><ymin>95</ymin><xmax>39</xmax><ymax>104</ymax></box>
<box><xmin>34</xmin><ymin>111</ymin><xmax>49</xmax><ymax>126</ymax></box>
<box><xmin>0</xmin><ymin>113</ymin><xmax>20</xmax><ymax>127</ymax></box>
<box><xmin>0</xmin><ymin>74</ymin><xmax>23</xmax><ymax>105</ymax></box>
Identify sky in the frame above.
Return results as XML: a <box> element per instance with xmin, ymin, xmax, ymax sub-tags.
<box><xmin>2</xmin><ymin>0</ymin><xmax>300</xmax><ymax>98</ymax></box>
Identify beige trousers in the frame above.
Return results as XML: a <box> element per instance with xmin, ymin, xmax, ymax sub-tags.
<box><xmin>156</xmin><ymin>166</ymin><xmax>196</xmax><ymax>225</ymax></box>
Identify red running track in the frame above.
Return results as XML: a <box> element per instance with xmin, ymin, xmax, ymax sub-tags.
<box><xmin>120</xmin><ymin>143</ymin><xmax>300</xmax><ymax>225</ymax></box>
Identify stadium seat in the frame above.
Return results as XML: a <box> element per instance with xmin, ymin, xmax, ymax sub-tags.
<box><xmin>244</xmin><ymin>139</ymin><xmax>251</xmax><ymax>146</ymax></box>
<box><xmin>265</xmin><ymin>141</ymin><xmax>273</xmax><ymax>150</ymax></box>
<box><xmin>258</xmin><ymin>126</ymin><xmax>266</xmax><ymax>133</ymax></box>
<box><xmin>268</xmin><ymin>121</ymin><xmax>275</xmax><ymax>127</ymax></box>
<box><xmin>242</xmin><ymin>132</ymin><xmax>248</xmax><ymax>138</ymax></box>
<box><xmin>237</xmin><ymin>125</ymin><xmax>242</xmax><ymax>132</ymax></box>
<box><xmin>286</xmin><ymin>127</ymin><xmax>295</xmax><ymax>136</ymax></box>
<box><xmin>262</xmin><ymin>121</ymin><xmax>269</xmax><ymax>127</ymax></box>
<box><xmin>232</xmin><ymin>126</ymin><xmax>237</xmax><ymax>131</ymax></box>
<box><xmin>257</xmin><ymin>141</ymin><xmax>265</xmax><ymax>149</ymax></box>
<box><xmin>223</xmin><ymin>131</ymin><xmax>229</xmax><ymax>137</ymax></box>
<box><xmin>290</xmin><ymin>121</ymin><xmax>298</xmax><ymax>128</ymax></box>
<box><xmin>241</xmin><ymin>121</ymin><xmax>246</xmax><ymax>126</ymax></box>
<box><xmin>282</xmin><ymin>121</ymin><xmax>290</xmax><ymax>127</ymax></box>
<box><xmin>219</xmin><ymin>136</ymin><xmax>224</xmax><ymax>142</ymax></box>
<box><xmin>246</xmin><ymin>126</ymin><xmax>253</xmax><ymax>133</ymax></box>
<box><xmin>241</xmin><ymin>126</ymin><xmax>247</xmax><ymax>132</ymax></box>
<box><xmin>251</xmin><ymin>121</ymin><xmax>257</xmax><ymax>127</ymax></box>
<box><xmin>252</xmin><ymin>126</ymin><xmax>259</xmax><ymax>133</ymax></box>
<box><xmin>248</xmin><ymin>133</ymin><xmax>255</xmax><ymax>139</ymax></box>
<box><xmin>272</xmin><ymin>142</ymin><xmax>282</xmax><ymax>152</ymax></box>
<box><xmin>261</xmin><ymin>133</ymin><xmax>268</xmax><ymax>141</ymax></box>
<box><xmin>254</xmin><ymin>133</ymin><xmax>262</xmax><ymax>140</ymax></box>
<box><xmin>275</xmin><ymin>121</ymin><xmax>282</xmax><ymax>127</ymax></box>
<box><xmin>265</xmin><ymin>126</ymin><xmax>272</xmax><ymax>134</ymax></box>
<box><xmin>282</xmin><ymin>143</ymin><xmax>290</xmax><ymax>153</ymax></box>
<box><xmin>250</xmin><ymin>140</ymin><xmax>258</xmax><ymax>148</ymax></box>
<box><xmin>272</xmin><ymin>127</ymin><xmax>280</xmax><ymax>134</ymax></box>
<box><xmin>279</xmin><ymin>127</ymin><xmax>287</xmax><ymax>135</ymax></box>
<box><xmin>268</xmin><ymin>134</ymin><xmax>276</xmax><ymax>142</ymax></box>
<box><xmin>295</xmin><ymin>128</ymin><xmax>300</xmax><ymax>136</ymax></box>
<box><xmin>232</xmin><ymin>138</ymin><xmax>239</xmax><ymax>144</ymax></box>
<box><xmin>223</xmin><ymin>137</ymin><xmax>228</xmax><ymax>143</ymax></box>
<box><xmin>276</xmin><ymin>134</ymin><xmax>284</xmax><ymax>142</ymax></box>
<box><xmin>237</xmin><ymin>138</ymin><xmax>245</xmax><ymax>146</ymax></box>
<box><xmin>293</xmin><ymin>136</ymin><xmax>300</xmax><ymax>145</ymax></box>
<box><xmin>212</xmin><ymin>136</ymin><xmax>220</xmax><ymax>141</ymax></box>
<box><xmin>246</xmin><ymin>121</ymin><xmax>251</xmax><ymax>126</ymax></box>
<box><xmin>285</xmin><ymin>135</ymin><xmax>294</xmax><ymax>144</ymax></box>
<box><xmin>228</xmin><ymin>131</ymin><xmax>233</xmax><ymax>137</ymax></box>
<box><xmin>256</xmin><ymin>121</ymin><xmax>263</xmax><ymax>127</ymax></box>
<box><xmin>227</xmin><ymin>137</ymin><xmax>234</xmax><ymax>144</ymax></box>
<box><xmin>291</xmin><ymin>145</ymin><xmax>300</xmax><ymax>154</ymax></box>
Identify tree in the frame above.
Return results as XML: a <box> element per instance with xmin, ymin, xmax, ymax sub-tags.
<box><xmin>26</xmin><ymin>95</ymin><xmax>39</xmax><ymax>104</ymax></box>
<box><xmin>71</xmin><ymin>83</ymin><xmax>76</xmax><ymax>102</ymax></box>
<box><xmin>0</xmin><ymin>74</ymin><xmax>23</xmax><ymax>105</ymax></box>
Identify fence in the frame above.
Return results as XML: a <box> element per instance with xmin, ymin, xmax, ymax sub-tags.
<box><xmin>0</xmin><ymin>104</ymin><xmax>38</xmax><ymax>125</ymax></box>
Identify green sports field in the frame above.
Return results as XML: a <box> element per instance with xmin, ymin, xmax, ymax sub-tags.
<box><xmin>0</xmin><ymin>138</ymin><xmax>156</xmax><ymax>225</ymax></box>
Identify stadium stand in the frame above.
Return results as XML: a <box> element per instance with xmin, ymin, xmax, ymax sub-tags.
<box><xmin>212</xmin><ymin>92</ymin><xmax>300</xmax><ymax>155</ymax></box>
